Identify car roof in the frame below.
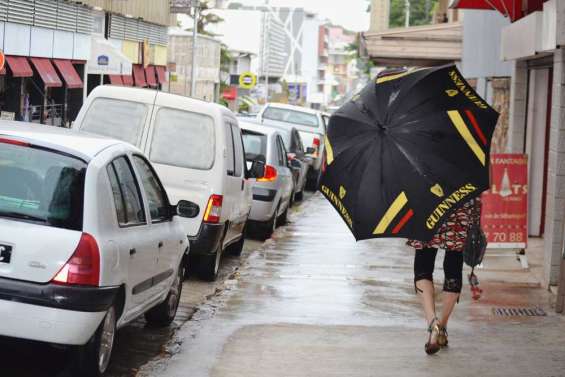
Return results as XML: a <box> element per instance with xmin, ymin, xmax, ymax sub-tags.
<box><xmin>89</xmin><ymin>85</ymin><xmax>236</xmax><ymax>122</ymax></box>
<box><xmin>238</xmin><ymin>120</ymin><xmax>278</xmax><ymax>136</ymax></box>
<box><xmin>0</xmin><ymin>122</ymin><xmax>123</xmax><ymax>160</ymax></box>
<box><xmin>264</xmin><ymin>103</ymin><xmax>320</xmax><ymax>115</ymax></box>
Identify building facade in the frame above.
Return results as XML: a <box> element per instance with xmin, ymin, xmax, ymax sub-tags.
<box><xmin>168</xmin><ymin>30</ymin><xmax>221</xmax><ymax>102</ymax></box>
<box><xmin>0</xmin><ymin>0</ymin><xmax>93</xmax><ymax>126</ymax></box>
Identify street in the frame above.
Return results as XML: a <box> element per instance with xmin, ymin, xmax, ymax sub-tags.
<box><xmin>129</xmin><ymin>194</ymin><xmax>564</xmax><ymax>377</ymax></box>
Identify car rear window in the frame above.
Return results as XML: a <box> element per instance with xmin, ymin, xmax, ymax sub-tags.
<box><xmin>80</xmin><ymin>98</ymin><xmax>147</xmax><ymax>146</ymax></box>
<box><xmin>0</xmin><ymin>140</ymin><xmax>86</xmax><ymax>231</ymax></box>
<box><xmin>149</xmin><ymin>107</ymin><xmax>215</xmax><ymax>170</ymax></box>
<box><xmin>242</xmin><ymin>131</ymin><xmax>267</xmax><ymax>161</ymax></box>
<box><xmin>263</xmin><ymin>107</ymin><xmax>319</xmax><ymax>127</ymax></box>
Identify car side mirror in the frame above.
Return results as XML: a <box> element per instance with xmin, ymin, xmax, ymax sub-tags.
<box><xmin>175</xmin><ymin>200</ymin><xmax>200</xmax><ymax>218</ymax></box>
<box><xmin>306</xmin><ymin>147</ymin><xmax>316</xmax><ymax>155</ymax></box>
<box><xmin>249</xmin><ymin>160</ymin><xmax>266</xmax><ymax>179</ymax></box>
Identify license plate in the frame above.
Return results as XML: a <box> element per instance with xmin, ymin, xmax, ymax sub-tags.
<box><xmin>0</xmin><ymin>244</ymin><xmax>12</xmax><ymax>264</ymax></box>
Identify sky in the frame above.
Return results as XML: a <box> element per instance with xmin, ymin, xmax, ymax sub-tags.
<box><xmin>223</xmin><ymin>0</ymin><xmax>371</xmax><ymax>32</ymax></box>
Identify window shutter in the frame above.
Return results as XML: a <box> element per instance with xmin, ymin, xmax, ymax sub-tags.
<box><xmin>7</xmin><ymin>0</ymin><xmax>34</xmax><ymax>25</ymax></box>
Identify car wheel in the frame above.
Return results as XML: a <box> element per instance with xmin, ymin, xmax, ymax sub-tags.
<box><xmin>277</xmin><ymin>205</ymin><xmax>289</xmax><ymax>226</ymax></box>
<box><xmin>74</xmin><ymin>305</ymin><xmax>117</xmax><ymax>377</ymax></box>
<box><xmin>227</xmin><ymin>229</ymin><xmax>245</xmax><ymax>257</ymax></box>
<box><xmin>198</xmin><ymin>243</ymin><xmax>222</xmax><ymax>281</ymax></box>
<box><xmin>145</xmin><ymin>262</ymin><xmax>184</xmax><ymax>326</ymax></box>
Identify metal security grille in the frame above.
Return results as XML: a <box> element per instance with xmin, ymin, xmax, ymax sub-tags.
<box><xmin>0</xmin><ymin>0</ymin><xmax>8</xmax><ymax>22</ymax></box>
<box><xmin>8</xmin><ymin>0</ymin><xmax>34</xmax><ymax>25</ymax></box>
<box><xmin>492</xmin><ymin>307</ymin><xmax>547</xmax><ymax>317</ymax></box>
<box><xmin>110</xmin><ymin>14</ymin><xmax>167</xmax><ymax>46</ymax></box>
<box><xmin>3</xmin><ymin>0</ymin><xmax>92</xmax><ymax>34</ymax></box>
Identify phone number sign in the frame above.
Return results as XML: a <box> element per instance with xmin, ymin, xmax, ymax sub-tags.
<box><xmin>480</xmin><ymin>154</ymin><xmax>528</xmax><ymax>249</ymax></box>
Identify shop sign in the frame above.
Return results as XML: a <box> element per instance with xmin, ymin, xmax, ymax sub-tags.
<box><xmin>223</xmin><ymin>86</ymin><xmax>237</xmax><ymax>101</ymax></box>
<box><xmin>0</xmin><ymin>51</ymin><xmax>5</xmax><ymax>72</ymax></box>
<box><xmin>97</xmin><ymin>55</ymin><xmax>109</xmax><ymax>66</ymax></box>
<box><xmin>239</xmin><ymin>72</ymin><xmax>257</xmax><ymax>89</ymax></box>
<box><xmin>170</xmin><ymin>73</ymin><xmax>178</xmax><ymax>82</ymax></box>
<box><xmin>480</xmin><ymin>154</ymin><xmax>528</xmax><ymax>249</ymax></box>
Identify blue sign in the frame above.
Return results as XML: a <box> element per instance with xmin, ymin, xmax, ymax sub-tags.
<box><xmin>97</xmin><ymin>55</ymin><xmax>109</xmax><ymax>66</ymax></box>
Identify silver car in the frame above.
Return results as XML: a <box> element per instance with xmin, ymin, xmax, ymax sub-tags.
<box><xmin>240</xmin><ymin>121</ymin><xmax>294</xmax><ymax>240</ymax></box>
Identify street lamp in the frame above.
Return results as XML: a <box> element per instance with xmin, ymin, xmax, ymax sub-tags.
<box><xmin>170</xmin><ymin>0</ymin><xmax>201</xmax><ymax>97</ymax></box>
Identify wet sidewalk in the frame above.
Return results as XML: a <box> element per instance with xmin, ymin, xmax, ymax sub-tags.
<box><xmin>141</xmin><ymin>194</ymin><xmax>565</xmax><ymax>377</ymax></box>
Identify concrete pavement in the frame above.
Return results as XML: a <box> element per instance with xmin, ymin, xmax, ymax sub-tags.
<box><xmin>140</xmin><ymin>194</ymin><xmax>565</xmax><ymax>377</ymax></box>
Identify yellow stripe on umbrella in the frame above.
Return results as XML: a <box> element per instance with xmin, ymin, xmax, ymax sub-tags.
<box><xmin>376</xmin><ymin>67</ymin><xmax>427</xmax><ymax>84</ymax></box>
<box><xmin>447</xmin><ymin>110</ymin><xmax>486</xmax><ymax>166</ymax></box>
<box><xmin>373</xmin><ymin>191</ymin><xmax>408</xmax><ymax>234</ymax></box>
<box><xmin>325</xmin><ymin>135</ymin><xmax>334</xmax><ymax>165</ymax></box>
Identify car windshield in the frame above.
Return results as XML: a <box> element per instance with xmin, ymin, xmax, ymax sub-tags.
<box><xmin>242</xmin><ymin>131</ymin><xmax>267</xmax><ymax>161</ymax></box>
<box><xmin>0</xmin><ymin>140</ymin><xmax>86</xmax><ymax>231</ymax></box>
<box><xmin>262</xmin><ymin>107</ymin><xmax>319</xmax><ymax>127</ymax></box>
<box><xmin>80</xmin><ymin>98</ymin><xmax>148</xmax><ymax>146</ymax></box>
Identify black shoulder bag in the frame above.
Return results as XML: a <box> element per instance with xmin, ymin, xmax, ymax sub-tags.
<box><xmin>463</xmin><ymin>200</ymin><xmax>487</xmax><ymax>270</ymax></box>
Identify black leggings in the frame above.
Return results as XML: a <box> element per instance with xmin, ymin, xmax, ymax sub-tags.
<box><xmin>414</xmin><ymin>248</ymin><xmax>464</xmax><ymax>293</ymax></box>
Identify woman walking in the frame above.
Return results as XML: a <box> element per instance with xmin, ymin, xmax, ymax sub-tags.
<box><xmin>408</xmin><ymin>198</ymin><xmax>482</xmax><ymax>355</ymax></box>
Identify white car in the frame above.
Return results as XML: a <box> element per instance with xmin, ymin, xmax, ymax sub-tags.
<box><xmin>74</xmin><ymin>86</ymin><xmax>265</xmax><ymax>281</ymax></box>
<box><xmin>257</xmin><ymin>103</ymin><xmax>327</xmax><ymax>190</ymax></box>
<box><xmin>0</xmin><ymin>123</ymin><xmax>199</xmax><ymax>377</ymax></box>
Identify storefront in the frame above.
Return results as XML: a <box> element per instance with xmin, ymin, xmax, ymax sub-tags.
<box><xmin>0</xmin><ymin>0</ymin><xmax>91</xmax><ymax>126</ymax></box>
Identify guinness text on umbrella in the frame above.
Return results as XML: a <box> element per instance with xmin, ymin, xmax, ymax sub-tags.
<box><xmin>426</xmin><ymin>183</ymin><xmax>478</xmax><ymax>229</ymax></box>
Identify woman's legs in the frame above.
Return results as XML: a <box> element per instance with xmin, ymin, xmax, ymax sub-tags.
<box><xmin>439</xmin><ymin>250</ymin><xmax>464</xmax><ymax>328</ymax></box>
<box><xmin>414</xmin><ymin>248</ymin><xmax>438</xmax><ymax>324</ymax></box>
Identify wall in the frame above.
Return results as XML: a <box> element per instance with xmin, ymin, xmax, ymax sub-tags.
<box><xmin>80</xmin><ymin>0</ymin><xmax>174</xmax><ymax>26</ymax></box>
<box><xmin>462</xmin><ymin>10</ymin><xmax>512</xmax><ymax>78</ymax></box>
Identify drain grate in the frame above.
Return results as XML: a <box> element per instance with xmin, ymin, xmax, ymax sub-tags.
<box><xmin>492</xmin><ymin>307</ymin><xmax>547</xmax><ymax>317</ymax></box>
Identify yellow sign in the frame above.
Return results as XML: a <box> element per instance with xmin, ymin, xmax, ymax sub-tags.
<box><xmin>239</xmin><ymin>71</ymin><xmax>257</xmax><ymax>89</ymax></box>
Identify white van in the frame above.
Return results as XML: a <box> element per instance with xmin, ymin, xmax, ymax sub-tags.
<box><xmin>74</xmin><ymin>86</ymin><xmax>263</xmax><ymax>281</ymax></box>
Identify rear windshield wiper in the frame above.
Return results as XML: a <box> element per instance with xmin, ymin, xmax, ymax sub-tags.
<box><xmin>0</xmin><ymin>211</ymin><xmax>47</xmax><ymax>223</ymax></box>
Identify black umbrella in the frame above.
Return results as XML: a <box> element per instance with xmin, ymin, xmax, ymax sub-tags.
<box><xmin>320</xmin><ymin>65</ymin><xmax>499</xmax><ymax>241</ymax></box>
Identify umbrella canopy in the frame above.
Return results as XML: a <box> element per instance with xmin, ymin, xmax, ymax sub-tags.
<box><xmin>320</xmin><ymin>65</ymin><xmax>499</xmax><ymax>242</ymax></box>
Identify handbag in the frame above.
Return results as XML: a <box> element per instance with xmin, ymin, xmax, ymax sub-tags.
<box><xmin>463</xmin><ymin>200</ymin><xmax>487</xmax><ymax>269</ymax></box>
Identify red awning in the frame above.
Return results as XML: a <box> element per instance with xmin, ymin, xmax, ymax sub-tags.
<box><xmin>450</xmin><ymin>0</ymin><xmax>522</xmax><ymax>21</ymax></box>
<box><xmin>155</xmin><ymin>66</ymin><xmax>167</xmax><ymax>84</ymax></box>
<box><xmin>145</xmin><ymin>66</ymin><xmax>158</xmax><ymax>88</ymax></box>
<box><xmin>6</xmin><ymin>56</ymin><xmax>33</xmax><ymax>77</ymax></box>
<box><xmin>109</xmin><ymin>75</ymin><xmax>123</xmax><ymax>85</ymax></box>
<box><xmin>53</xmin><ymin>59</ymin><xmax>83</xmax><ymax>89</ymax></box>
<box><xmin>122</xmin><ymin>75</ymin><xmax>134</xmax><ymax>86</ymax></box>
<box><xmin>30</xmin><ymin>57</ymin><xmax>62</xmax><ymax>88</ymax></box>
<box><xmin>132</xmin><ymin>65</ymin><xmax>147</xmax><ymax>87</ymax></box>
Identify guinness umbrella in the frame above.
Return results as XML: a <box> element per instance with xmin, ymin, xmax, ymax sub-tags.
<box><xmin>320</xmin><ymin>65</ymin><xmax>499</xmax><ymax>241</ymax></box>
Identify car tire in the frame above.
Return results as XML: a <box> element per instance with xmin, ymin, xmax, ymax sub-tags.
<box><xmin>259</xmin><ymin>207</ymin><xmax>278</xmax><ymax>240</ymax></box>
<box><xmin>198</xmin><ymin>243</ymin><xmax>222</xmax><ymax>281</ymax></box>
<box><xmin>306</xmin><ymin>168</ymin><xmax>322</xmax><ymax>191</ymax></box>
<box><xmin>227</xmin><ymin>231</ymin><xmax>245</xmax><ymax>257</ymax></box>
<box><xmin>277</xmin><ymin>205</ymin><xmax>289</xmax><ymax>226</ymax></box>
<box><xmin>145</xmin><ymin>262</ymin><xmax>184</xmax><ymax>326</ymax></box>
<box><xmin>74</xmin><ymin>305</ymin><xmax>117</xmax><ymax>377</ymax></box>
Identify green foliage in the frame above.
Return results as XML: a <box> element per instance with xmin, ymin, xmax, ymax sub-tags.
<box><xmin>186</xmin><ymin>0</ymin><xmax>224</xmax><ymax>36</ymax></box>
<box><xmin>220</xmin><ymin>44</ymin><xmax>232</xmax><ymax>74</ymax></box>
<box><xmin>389</xmin><ymin>0</ymin><xmax>438</xmax><ymax>28</ymax></box>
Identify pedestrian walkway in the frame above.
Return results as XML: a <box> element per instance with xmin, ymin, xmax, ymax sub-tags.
<box><xmin>143</xmin><ymin>194</ymin><xmax>565</xmax><ymax>377</ymax></box>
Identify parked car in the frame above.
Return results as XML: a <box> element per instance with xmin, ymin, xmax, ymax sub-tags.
<box><xmin>251</xmin><ymin>119</ymin><xmax>310</xmax><ymax>201</ymax></box>
<box><xmin>0</xmin><ymin>123</ymin><xmax>199</xmax><ymax>377</ymax></box>
<box><xmin>257</xmin><ymin>103</ymin><xmax>326</xmax><ymax>190</ymax></box>
<box><xmin>239</xmin><ymin>121</ymin><xmax>294</xmax><ymax>239</ymax></box>
<box><xmin>73</xmin><ymin>86</ymin><xmax>265</xmax><ymax>281</ymax></box>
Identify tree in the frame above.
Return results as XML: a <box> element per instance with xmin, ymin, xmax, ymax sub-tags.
<box><xmin>185</xmin><ymin>0</ymin><xmax>224</xmax><ymax>35</ymax></box>
<box><xmin>389</xmin><ymin>0</ymin><xmax>438</xmax><ymax>28</ymax></box>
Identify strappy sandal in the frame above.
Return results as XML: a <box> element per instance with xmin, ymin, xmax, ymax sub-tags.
<box><xmin>437</xmin><ymin>325</ymin><xmax>448</xmax><ymax>347</ymax></box>
<box><xmin>425</xmin><ymin>317</ymin><xmax>441</xmax><ymax>355</ymax></box>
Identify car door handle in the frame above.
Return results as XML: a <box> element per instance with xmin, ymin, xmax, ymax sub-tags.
<box><xmin>158</xmin><ymin>241</ymin><xmax>164</xmax><ymax>248</ymax></box>
<box><xmin>129</xmin><ymin>248</ymin><xmax>137</xmax><ymax>256</ymax></box>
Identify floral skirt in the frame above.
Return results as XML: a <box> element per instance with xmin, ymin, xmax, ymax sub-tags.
<box><xmin>407</xmin><ymin>198</ymin><xmax>481</xmax><ymax>252</ymax></box>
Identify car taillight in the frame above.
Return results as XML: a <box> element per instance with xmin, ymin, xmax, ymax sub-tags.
<box><xmin>52</xmin><ymin>233</ymin><xmax>100</xmax><ymax>287</ymax></box>
<box><xmin>0</xmin><ymin>137</ymin><xmax>30</xmax><ymax>147</ymax></box>
<box><xmin>257</xmin><ymin>165</ymin><xmax>277</xmax><ymax>182</ymax></box>
<box><xmin>203</xmin><ymin>194</ymin><xmax>223</xmax><ymax>224</ymax></box>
